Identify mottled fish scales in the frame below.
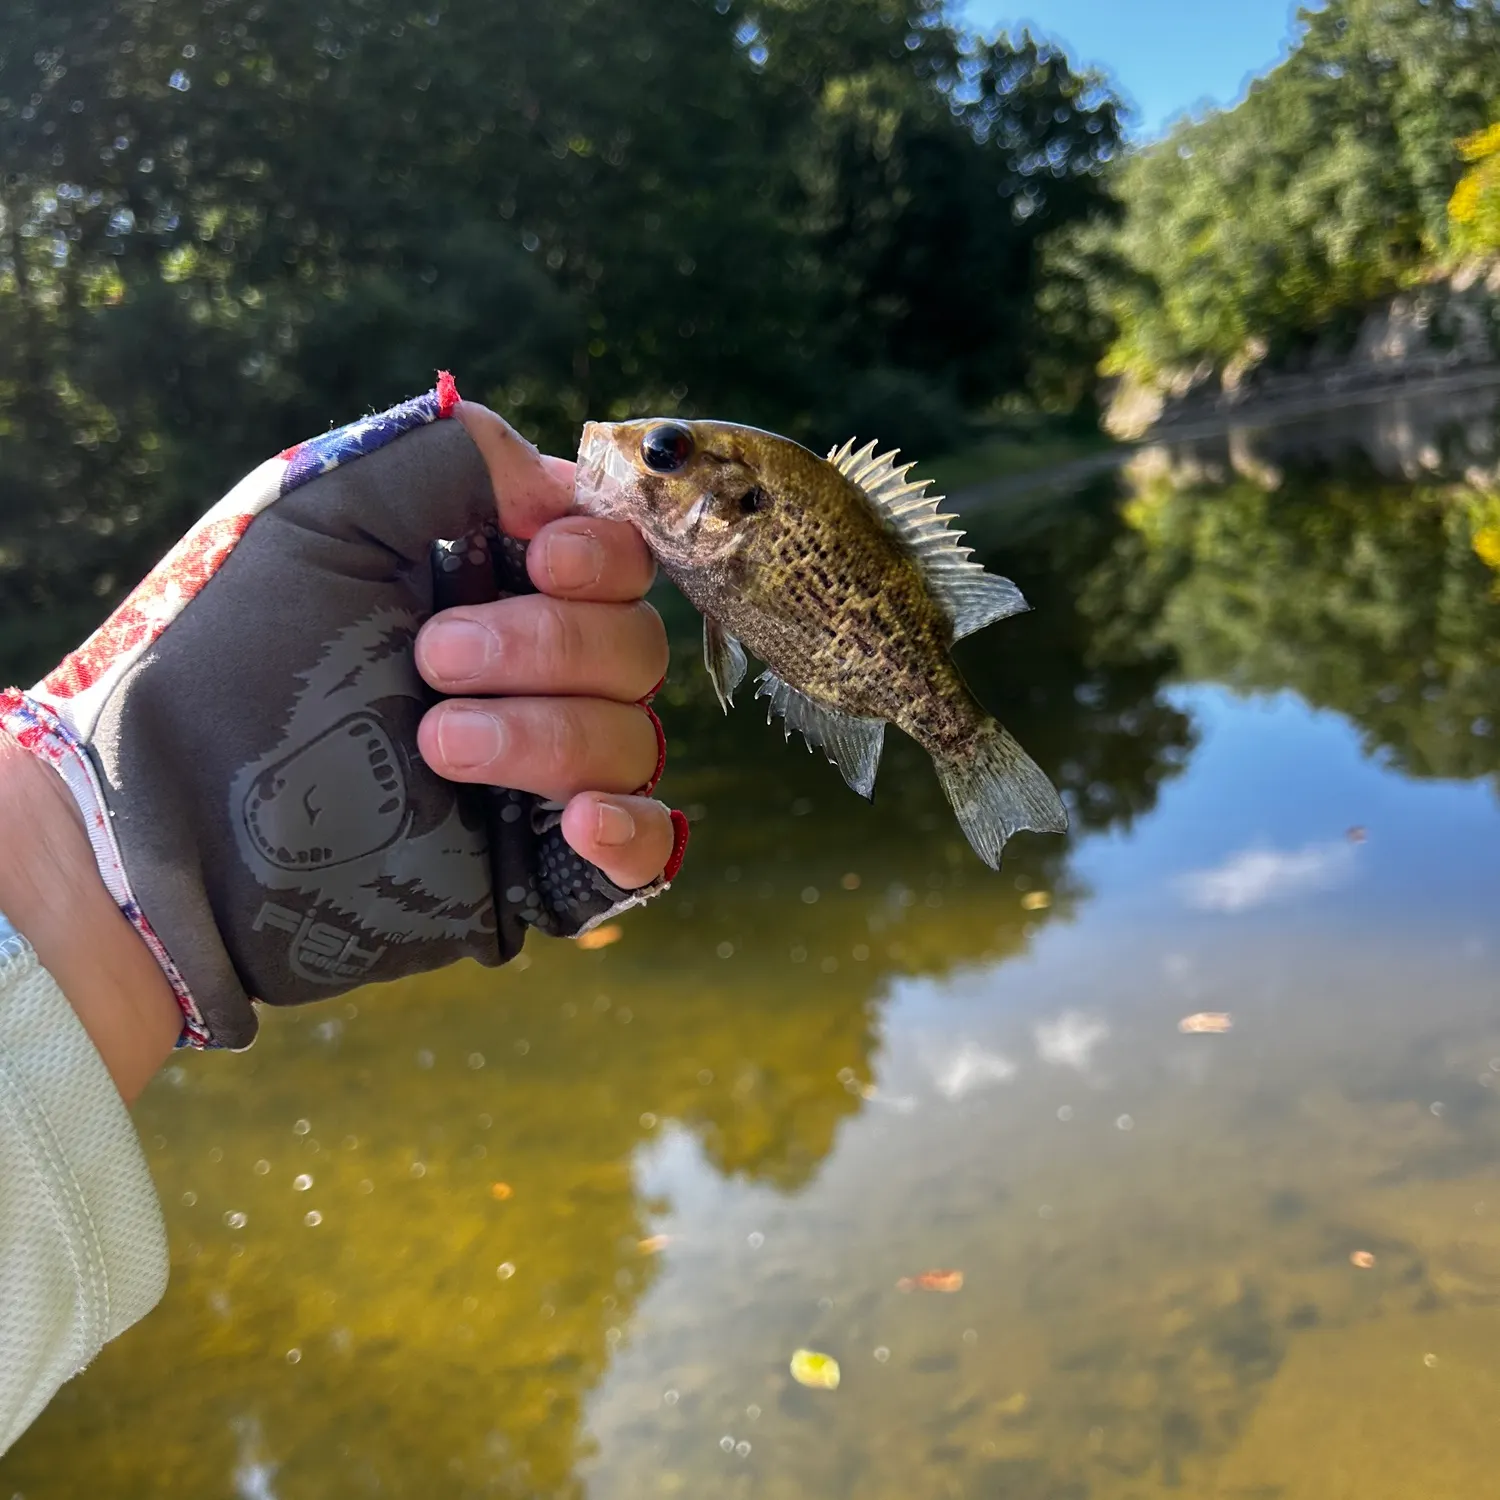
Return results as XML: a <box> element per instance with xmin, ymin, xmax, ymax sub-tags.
<box><xmin>574</xmin><ymin>418</ymin><xmax>1066</xmax><ymax>868</ymax></box>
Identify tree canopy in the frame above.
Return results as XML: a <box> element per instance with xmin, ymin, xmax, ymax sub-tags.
<box><xmin>1101</xmin><ymin>0</ymin><xmax>1500</xmax><ymax>386</ymax></box>
<box><xmin>0</xmin><ymin>0</ymin><xmax>1120</xmax><ymax>673</ymax></box>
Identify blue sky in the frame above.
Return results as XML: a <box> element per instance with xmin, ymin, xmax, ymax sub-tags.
<box><xmin>962</xmin><ymin>0</ymin><xmax>1313</xmax><ymax>138</ymax></box>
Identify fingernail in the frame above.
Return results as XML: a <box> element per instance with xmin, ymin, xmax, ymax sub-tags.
<box><xmin>436</xmin><ymin>707</ymin><xmax>504</xmax><ymax>769</ymax></box>
<box><xmin>594</xmin><ymin>800</ymin><xmax>637</xmax><ymax>848</ymax></box>
<box><xmin>543</xmin><ymin>531</ymin><xmax>604</xmax><ymax>592</ymax></box>
<box><xmin>421</xmin><ymin>619</ymin><xmax>495</xmax><ymax>683</ymax></box>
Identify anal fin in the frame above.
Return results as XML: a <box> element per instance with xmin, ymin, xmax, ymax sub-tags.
<box><xmin>755</xmin><ymin>669</ymin><xmax>885</xmax><ymax>800</ymax></box>
<box><xmin>704</xmin><ymin>617</ymin><xmax>747</xmax><ymax>712</ymax></box>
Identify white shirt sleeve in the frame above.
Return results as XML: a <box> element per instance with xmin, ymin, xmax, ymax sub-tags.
<box><xmin>0</xmin><ymin>913</ymin><xmax>168</xmax><ymax>1457</ymax></box>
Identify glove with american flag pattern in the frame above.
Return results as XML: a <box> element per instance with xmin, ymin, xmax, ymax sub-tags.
<box><xmin>0</xmin><ymin>376</ymin><xmax>687</xmax><ymax>1050</ymax></box>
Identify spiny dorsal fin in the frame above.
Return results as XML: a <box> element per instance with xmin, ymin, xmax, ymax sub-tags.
<box><xmin>755</xmin><ymin>668</ymin><xmax>885</xmax><ymax>800</ymax></box>
<box><xmin>828</xmin><ymin>437</ymin><xmax>1030</xmax><ymax>641</ymax></box>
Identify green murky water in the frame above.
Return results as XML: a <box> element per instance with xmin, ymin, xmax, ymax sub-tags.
<box><xmin>7</xmin><ymin>385</ymin><xmax>1500</xmax><ymax>1498</ymax></box>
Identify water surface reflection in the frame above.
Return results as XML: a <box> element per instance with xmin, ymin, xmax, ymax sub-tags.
<box><xmin>5</xmin><ymin>392</ymin><xmax>1500</xmax><ymax>1498</ymax></box>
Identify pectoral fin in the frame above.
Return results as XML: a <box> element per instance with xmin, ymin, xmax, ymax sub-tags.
<box><xmin>755</xmin><ymin>669</ymin><xmax>885</xmax><ymax>800</ymax></box>
<box><xmin>703</xmin><ymin>617</ymin><xmax>748</xmax><ymax>712</ymax></box>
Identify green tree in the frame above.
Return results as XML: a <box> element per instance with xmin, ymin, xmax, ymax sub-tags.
<box><xmin>1449</xmin><ymin>121</ymin><xmax>1500</xmax><ymax>255</ymax></box>
<box><xmin>1102</xmin><ymin>0</ymin><xmax>1500</xmax><ymax>388</ymax></box>
<box><xmin>768</xmin><ymin>17</ymin><xmax>1120</xmax><ymax>409</ymax></box>
<box><xmin>0</xmin><ymin>0</ymin><xmax>1123</xmax><ymax>679</ymax></box>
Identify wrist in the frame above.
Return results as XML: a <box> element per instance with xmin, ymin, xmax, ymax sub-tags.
<box><xmin>0</xmin><ymin>728</ymin><xmax>181</xmax><ymax>1104</ymax></box>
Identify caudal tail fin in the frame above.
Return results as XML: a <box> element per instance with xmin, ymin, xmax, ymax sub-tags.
<box><xmin>933</xmin><ymin>719</ymin><xmax>1068</xmax><ymax>871</ymax></box>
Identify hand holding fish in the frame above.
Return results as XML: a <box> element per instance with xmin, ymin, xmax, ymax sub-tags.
<box><xmin>418</xmin><ymin>401</ymin><xmax>676</xmax><ymax>894</ymax></box>
<box><xmin>577</xmin><ymin>419</ymin><xmax>1067</xmax><ymax>868</ymax></box>
<box><xmin>0</xmin><ymin>379</ymin><xmax>687</xmax><ymax>1064</ymax></box>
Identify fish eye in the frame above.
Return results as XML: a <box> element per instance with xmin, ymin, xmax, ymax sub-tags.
<box><xmin>641</xmin><ymin>424</ymin><xmax>694</xmax><ymax>474</ymax></box>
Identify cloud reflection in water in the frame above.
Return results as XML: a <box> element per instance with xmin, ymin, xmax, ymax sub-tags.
<box><xmin>1176</xmin><ymin>841</ymin><xmax>1358</xmax><ymax>914</ymax></box>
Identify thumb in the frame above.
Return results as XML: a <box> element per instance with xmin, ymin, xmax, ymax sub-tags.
<box><xmin>455</xmin><ymin>401</ymin><xmax>578</xmax><ymax>540</ymax></box>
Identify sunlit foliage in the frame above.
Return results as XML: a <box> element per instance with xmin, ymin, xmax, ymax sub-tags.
<box><xmin>1102</xmin><ymin>0</ymin><xmax>1500</xmax><ymax>386</ymax></box>
<box><xmin>1450</xmin><ymin>122</ymin><xmax>1500</xmax><ymax>256</ymax></box>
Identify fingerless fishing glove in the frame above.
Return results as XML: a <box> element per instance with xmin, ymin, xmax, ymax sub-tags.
<box><xmin>1</xmin><ymin>378</ymin><xmax>686</xmax><ymax>1050</ymax></box>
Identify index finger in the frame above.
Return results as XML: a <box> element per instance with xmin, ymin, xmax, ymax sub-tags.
<box><xmin>455</xmin><ymin>400</ymin><xmax>577</xmax><ymax>540</ymax></box>
<box><xmin>526</xmin><ymin>516</ymin><xmax>657</xmax><ymax>602</ymax></box>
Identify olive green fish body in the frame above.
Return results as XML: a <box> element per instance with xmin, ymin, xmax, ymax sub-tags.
<box><xmin>669</xmin><ymin>467</ymin><xmax>981</xmax><ymax>755</ymax></box>
<box><xmin>575</xmin><ymin>418</ymin><xmax>1067</xmax><ymax>868</ymax></box>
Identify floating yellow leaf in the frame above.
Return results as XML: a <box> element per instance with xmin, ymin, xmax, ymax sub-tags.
<box><xmin>896</xmin><ymin>1269</ymin><xmax>964</xmax><ymax>1293</ymax></box>
<box><xmin>789</xmin><ymin>1349</ymin><xmax>841</xmax><ymax>1390</ymax></box>
<box><xmin>576</xmin><ymin>924</ymin><xmax>623</xmax><ymax>951</ymax></box>
<box><xmin>489</xmin><ymin>1182</ymin><xmax>514</xmax><ymax>1201</ymax></box>
<box><xmin>1178</xmin><ymin>1012</ymin><xmax>1233</xmax><ymax>1034</ymax></box>
<box><xmin>1020</xmin><ymin>891</ymin><xmax>1051</xmax><ymax>911</ymax></box>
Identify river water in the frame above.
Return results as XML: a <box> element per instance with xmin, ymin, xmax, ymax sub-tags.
<box><xmin>5</xmin><ymin>386</ymin><xmax>1500</xmax><ymax>1498</ymax></box>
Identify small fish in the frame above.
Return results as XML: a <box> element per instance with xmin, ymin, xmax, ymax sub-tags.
<box><xmin>576</xmin><ymin>420</ymin><xmax>1067</xmax><ymax>868</ymax></box>
<box><xmin>896</xmin><ymin>1269</ymin><xmax>965</xmax><ymax>1293</ymax></box>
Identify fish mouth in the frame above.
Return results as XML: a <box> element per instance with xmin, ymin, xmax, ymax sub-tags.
<box><xmin>672</xmin><ymin>492</ymin><xmax>713</xmax><ymax>541</ymax></box>
<box><xmin>572</xmin><ymin>423</ymin><xmax>742</xmax><ymax>570</ymax></box>
<box><xmin>574</xmin><ymin>421</ymin><xmax>617</xmax><ymax>516</ymax></box>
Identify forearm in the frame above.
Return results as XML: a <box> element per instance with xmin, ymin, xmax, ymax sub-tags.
<box><xmin>0</xmin><ymin>730</ymin><xmax>181</xmax><ymax>1104</ymax></box>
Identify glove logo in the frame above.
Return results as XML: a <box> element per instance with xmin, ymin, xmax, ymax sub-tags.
<box><xmin>242</xmin><ymin>712</ymin><xmax>408</xmax><ymax>871</ymax></box>
<box><xmin>251</xmin><ymin>899</ymin><xmax>389</xmax><ymax>985</ymax></box>
<box><xmin>230</xmin><ymin>608</ymin><xmax>494</xmax><ymax>956</ymax></box>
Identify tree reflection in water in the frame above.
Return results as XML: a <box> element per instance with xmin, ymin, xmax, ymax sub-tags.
<box><xmin>9</xmin><ymin>387</ymin><xmax>1500</xmax><ymax>1497</ymax></box>
<box><xmin>2</xmin><ymin>468</ymin><xmax>1199</xmax><ymax>1498</ymax></box>
<box><xmin>1093</xmin><ymin>382</ymin><xmax>1500</xmax><ymax>789</ymax></box>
